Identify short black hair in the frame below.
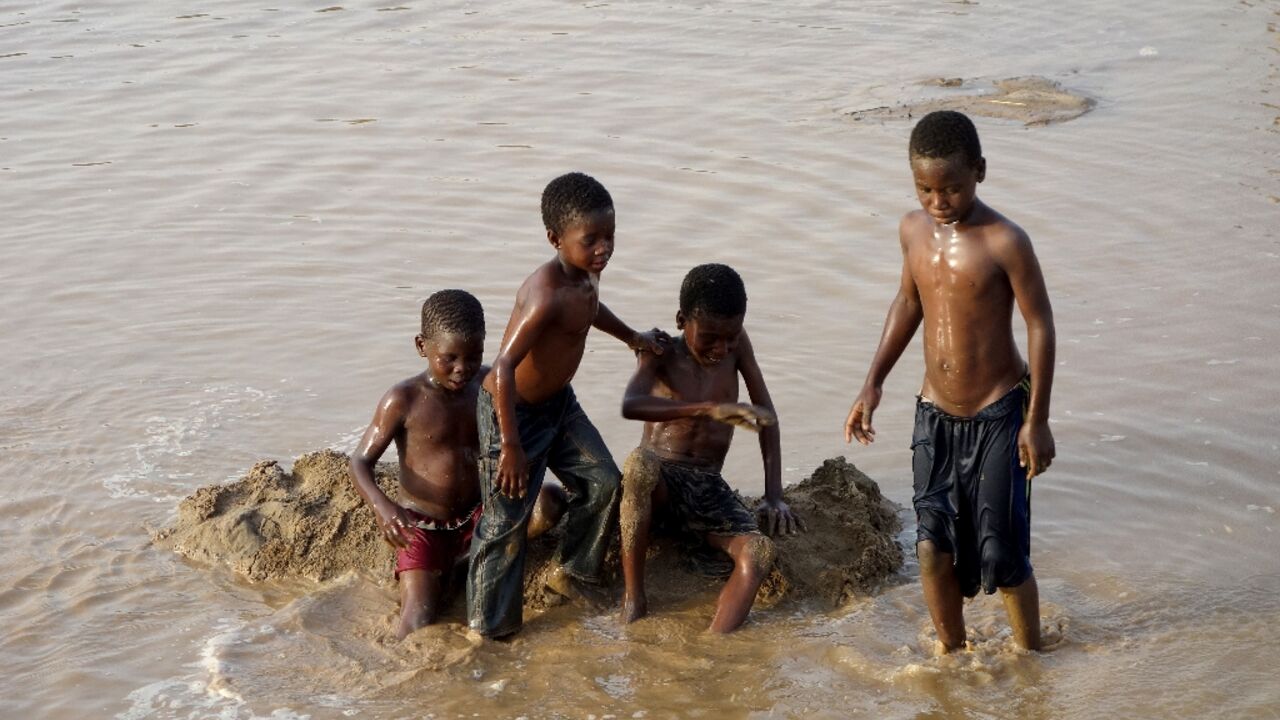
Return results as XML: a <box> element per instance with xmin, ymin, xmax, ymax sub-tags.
<box><xmin>909</xmin><ymin>110</ymin><xmax>982</xmax><ymax>166</ymax></box>
<box><xmin>541</xmin><ymin>171</ymin><xmax>614</xmax><ymax>235</ymax></box>
<box><xmin>679</xmin><ymin>263</ymin><xmax>747</xmax><ymax>319</ymax></box>
<box><xmin>420</xmin><ymin>289</ymin><xmax>485</xmax><ymax>341</ymax></box>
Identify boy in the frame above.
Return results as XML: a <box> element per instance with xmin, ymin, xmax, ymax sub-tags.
<box><xmin>350</xmin><ymin>290</ymin><xmax>561</xmax><ymax>639</ymax></box>
<box><xmin>618</xmin><ymin>263</ymin><xmax>803</xmax><ymax>633</ymax></box>
<box><xmin>467</xmin><ymin>171</ymin><xmax>667</xmax><ymax>639</ymax></box>
<box><xmin>843</xmin><ymin>110</ymin><xmax>1056</xmax><ymax>653</ymax></box>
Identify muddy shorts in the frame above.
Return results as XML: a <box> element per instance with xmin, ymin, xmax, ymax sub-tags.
<box><xmin>911</xmin><ymin>377</ymin><xmax>1033</xmax><ymax>597</ymax></box>
<box><xmin>394</xmin><ymin>504</ymin><xmax>482</xmax><ymax>577</ymax></box>
<box><xmin>647</xmin><ymin>452</ymin><xmax>759</xmax><ymax>577</ymax></box>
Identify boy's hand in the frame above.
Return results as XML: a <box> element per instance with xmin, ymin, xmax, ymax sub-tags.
<box><xmin>1018</xmin><ymin>419</ymin><xmax>1055</xmax><ymax>480</ymax></box>
<box><xmin>844</xmin><ymin>385</ymin><xmax>882</xmax><ymax>445</ymax></box>
<box><xmin>630</xmin><ymin>328</ymin><xmax>671</xmax><ymax>355</ymax></box>
<box><xmin>373</xmin><ymin>502</ymin><xmax>414</xmax><ymax>549</ymax></box>
<box><xmin>755</xmin><ymin>498</ymin><xmax>806</xmax><ymax>536</ymax></box>
<box><xmin>497</xmin><ymin>441</ymin><xmax>529</xmax><ymax>498</ymax></box>
<box><xmin>709</xmin><ymin>403</ymin><xmax>776</xmax><ymax>432</ymax></box>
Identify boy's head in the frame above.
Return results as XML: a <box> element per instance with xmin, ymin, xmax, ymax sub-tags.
<box><xmin>908</xmin><ymin>110</ymin><xmax>986</xmax><ymax>225</ymax></box>
<box><xmin>676</xmin><ymin>263</ymin><xmax>747</xmax><ymax>366</ymax></box>
<box><xmin>415</xmin><ymin>289</ymin><xmax>485</xmax><ymax>392</ymax></box>
<box><xmin>541</xmin><ymin>172</ymin><xmax>616</xmax><ymax>274</ymax></box>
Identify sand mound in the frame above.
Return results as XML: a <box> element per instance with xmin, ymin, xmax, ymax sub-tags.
<box><xmin>847</xmin><ymin>76</ymin><xmax>1095</xmax><ymax>127</ymax></box>
<box><xmin>153</xmin><ymin>451</ymin><xmax>903</xmax><ymax>608</ymax></box>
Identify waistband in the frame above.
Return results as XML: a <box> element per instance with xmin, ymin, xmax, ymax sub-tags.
<box><xmin>407</xmin><ymin>503</ymin><xmax>480</xmax><ymax>531</ymax></box>
<box><xmin>917</xmin><ymin>375</ymin><xmax>1029</xmax><ymax>423</ymax></box>
<box><xmin>638</xmin><ymin>446</ymin><xmax>724</xmax><ymax>476</ymax></box>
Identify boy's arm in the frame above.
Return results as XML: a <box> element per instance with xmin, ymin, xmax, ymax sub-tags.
<box><xmin>621</xmin><ymin>350</ymin><xmax>775</xmax><ymax>428</ymax></box>
<box><xmin>738</xmin><ymin>331</ymin><xmax>804</xmax><ymax>536</ymax></box>
<box><xmin>490</xmin><ymin>291</ymin><xmax>557</xmax><ymax>498</ymax></box>
<box><xmin>593</xmin><ymin>301</ymin><xmax>669</xmax><ymax>354</ymax></box>
<box><xmin>350</xmin><ymin>387</ymin><xmax>413</xmax><ymax>548</ymax></box>
<box><xmin>995</xmin><ymin>228</ymin><xmax>1056</xmax><ymax>479</ymax></box>
<box><xmin>844</xmin><ymin>221</ymin><xmax>923</xmax><ymax>445</ymax></box>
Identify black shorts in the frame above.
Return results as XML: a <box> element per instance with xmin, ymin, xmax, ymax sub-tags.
<box><xmin>640</xmin><ymin>450</ymin><xmax>760</xmax><ymax>577</ymax></box>
<box><xmin>911</xmin><ymin>378</ymin><xmax>1033</xmax><ymax>597</ymax></box>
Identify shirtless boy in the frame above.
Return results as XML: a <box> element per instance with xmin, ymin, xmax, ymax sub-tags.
<box><xmin>350</xmin><ymin>290</ymin><xmax>561</xmax><ymax>639</ymax></box>
<box><xmin>618</xmin><ymin>263</ymin><xmax>803</xmax><ymax>633</ymax></box>
<box><xmin>467</xmin><ymin>171</ymin><xmax>666</xmax><ymax>639</ymax></box>
<box><xmin>843</xmin><ymin>111</ymin><xmax>1056</xmax><ymax>652</ymax></box>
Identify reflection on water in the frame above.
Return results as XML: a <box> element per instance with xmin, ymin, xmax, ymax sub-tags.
<box><xmin>2</xmin><ymin>0</ymin><xmax>1279</xmax><ymax>718</ymax></box>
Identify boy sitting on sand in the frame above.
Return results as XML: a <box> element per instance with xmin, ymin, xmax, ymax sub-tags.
<box><xmin>843</xmin><ymin>110</ymin><xmax>1056</xmax><ymax>652</ymax></box>
<box><xmin>350</xmin><ymin>290</ymin><xmax>561</xmax><ymax>639</ymax></box>
<box><xmin>467</xmin><ymin>171</ymin><xmax>666</xmax><ymax>639</ymax></box>
<box><xmin>618</xmin><ymin>263</ymin><xmax>803</xmax><ymax>633</ymax></box>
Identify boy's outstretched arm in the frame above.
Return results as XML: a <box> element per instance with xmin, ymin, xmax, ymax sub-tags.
<box><xmin>350</xmin><ymin>388</ymin><xmax>413</xmax><ymax>548</ymax></box>
<box><xmin>845</xmin><ymin>227</ymin><xmax>923</xmax><ymax>445</ymax></box>
<box><xmin>738</xmin><ymin>331</ymin><xmax>804</xmax><ymax>536</ymax></box>
<box><xmin>593</xmin><ymin>302</ymin><xmax>668</xmax><ymax>354</ymax></box>
<box><xmin>996</xmin><ymin>229</ymin><xmax>1056</xmax><ymax>479</ymax></box>
<box><xmin>620</xmin><ymin>351</ymin><xmax>775</xmax><ymax>429</ymax></box>
<box><xmin>490</xmin><ymin>293</ymin><xmax>556</xmax><ymax>499</ymax></box>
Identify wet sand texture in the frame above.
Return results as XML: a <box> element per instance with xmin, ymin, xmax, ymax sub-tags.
<box><xmin>847</xmin><ymin>76</ymin><xmax>1096</xmax><ymax>127</ymax></box>
<box><xmin>153</xmin><ymin>451</ymin><xmax>902</xmax><ymax>607</ymax></box>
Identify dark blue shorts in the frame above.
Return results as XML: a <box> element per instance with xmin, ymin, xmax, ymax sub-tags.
<box><xmin>911</xmin><ymin>378</ymin><xmax>1033</xmax><ymax>597</ymax></box>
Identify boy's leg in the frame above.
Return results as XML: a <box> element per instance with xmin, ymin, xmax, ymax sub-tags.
<box><xmin>1000</xmin><ymin>573</ymin><xmax>1042</xmax><ymax>651</ymax></box>
<box><xmin>705</xmin><ymin>532</ymin><xmax>774</xmax><ymax>633</ymax></box>
<box><xmin>466</xmin><ymin>389</ymin><xmax>555</xmax><ymax>638</ymax></box>
<box><xmin>544</xmin><ymin>390</ymin><xmax>621</xmax><ymax>586</ymax></box>
<box><xmin>917</xmin><ymin>539</ymin><xmax>966</xmax><ymax>652</ymax></box>
<box><xmin>527</xmin><ymin>481</ymin><xmax>567</xmax><ymax>539</ymax></box>
<box><xmin>619</xmin><ymin>449</ymin><xmax>668</xmax><ymax>623</ymax></box>
<box><xmin>397</xmin><ymin>569</ymin><xmax>445</xmax><ymax>639</ymax></box>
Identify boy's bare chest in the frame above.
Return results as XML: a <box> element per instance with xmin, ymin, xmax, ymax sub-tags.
<box><xmin>909</xmin><ymin>239</ymin><xmax>1006</xmax><ymax>299</ymax></box>
<box><xmin>402</xmin><ymin>394</ymin><xmax>476</xmax><ymax>447</ymax></box>
<box><xmin>554</xmin><ymin>287</ymin><xmax>599</xmax><ymax>336</ymax></box>
<box><xmin>661</xmin><ymin>357</ymin><xmax>739</xmax><ymax>403</ymax></box>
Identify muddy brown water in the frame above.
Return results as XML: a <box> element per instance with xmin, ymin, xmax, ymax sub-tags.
<box><xmin>2</xmin><ymin>1</ymin><xmax>1278</xmax><ymax>718</ymax></box>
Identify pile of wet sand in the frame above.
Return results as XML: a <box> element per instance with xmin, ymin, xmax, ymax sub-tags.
<box><xmin>846</xmin><ymin>75</ymin><xmax>1096</xmax><ymax>127</ymax></box>
<box><xmin>153</xmin><ymin>451</ymin><xmax>903</xmax><ymax>609</ymax></box>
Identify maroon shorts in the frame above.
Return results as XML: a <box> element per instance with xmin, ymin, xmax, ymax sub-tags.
<box><xmin>394</xmin><ymin>505</ymin><xmax>482</xmax><ymax>577</ymax></box>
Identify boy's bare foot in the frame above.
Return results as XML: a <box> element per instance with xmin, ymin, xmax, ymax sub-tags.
<box><xmin>545</xmin><ymin>566</ymin><xmax>610</xmax><ymax>610</ymax></box>
<box><xmin>620</xmin><ymin>593</ymin><xmax>647</xmax><ymax>624</ymax></box>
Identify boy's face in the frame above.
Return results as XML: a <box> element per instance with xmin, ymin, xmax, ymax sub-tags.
<box><xmin>549</xmin><ymin>208</ymin><xmax>615</xmax><ymax>275</ymax></box>
<box><xmin>415</xmin><ymin>331</ymin><xmax>484</xmax><ymax>392</ymax></box>
<box><xmin>677</xmin><ymin>310</ymin><xmax>744</xmax><ymax>367</ymax></box>
<box><xmin>910</xmin><ymin>153</ymin><xmax>986</xmax><ymax>225</ymax></box>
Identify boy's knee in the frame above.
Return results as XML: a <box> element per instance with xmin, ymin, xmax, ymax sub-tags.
<box><xmin>621</xmin><ymin>449</ymin><xmax>660</xmax><ymax>498</ymax></box>
<box><xmin>917</xmin><ymin>540</ymin><xmax>952</xmax><ymax>575</ymax></box>
<box><xmin>742</xmin><ymin>535</ymin><xmax>776</xmax><ymax>575</ymax></box>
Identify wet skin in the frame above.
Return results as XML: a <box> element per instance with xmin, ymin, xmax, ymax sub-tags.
<box><xmin>843</xmin><ymin>152</ymin><xmax>1055</xmax><ymax>651</ymax></box>
<box><xmin>483</xmin><ymin>207</ymin><xmax>667</xmax><ymax>499</ymax></box>
<box><xmin>349</xmin><ymin>331</ymin><xmax>486</xmax><ymax>638</ymax></box>
<box><xmin>618</xmin><ymin>310</ymin><xmax>803</xmax><ymax>631</ymax></box>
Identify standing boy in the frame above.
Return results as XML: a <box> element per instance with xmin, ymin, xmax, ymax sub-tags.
<box><xmin>617</xmin><ymin>264</ymin><xmax>803</xmax><ymax>633</ymax></box>
<box><xmin>844</xmin><ymin>111</ymin><xmax>1056</xmax><ymax>652</ymax></box>
<box><xmin>468</xmin><ymin>171</ymin><xmax>666</xmax><ymax>639</ymax></box>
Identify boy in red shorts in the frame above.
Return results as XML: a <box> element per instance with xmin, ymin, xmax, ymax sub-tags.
<box><xmin>351</xmin><ymin>290</ymin><xmax>561</xmax><ymax>639</ymax></box>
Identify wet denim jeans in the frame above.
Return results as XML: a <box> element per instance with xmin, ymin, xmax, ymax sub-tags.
<box><xmin>466</xmin><ymin>384</ymin><xmax>621</xmax><ymax>638</ymax></box>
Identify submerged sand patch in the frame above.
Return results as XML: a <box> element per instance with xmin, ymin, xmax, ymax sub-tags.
<box><xmin>847</xmin><ymin>76</ymin><xmax>1096</xmax><ymax>127</ymax></box>
<box><xmin>153</xmin><ymin>451</ymin><xmax>903</xmax><ymax>609</ymax></box>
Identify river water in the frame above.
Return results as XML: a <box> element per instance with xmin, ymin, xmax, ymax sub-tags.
<box><xmin>2</xmin><ymin>1</ymin><xmax>1278</xmax><ymax>718</ymax></box>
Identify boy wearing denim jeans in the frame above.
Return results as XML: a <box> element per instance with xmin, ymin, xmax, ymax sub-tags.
<box><xmin>467</xmin><ymin>172</ymin><xmax>666</xmax><ymax>638</ymax></box>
